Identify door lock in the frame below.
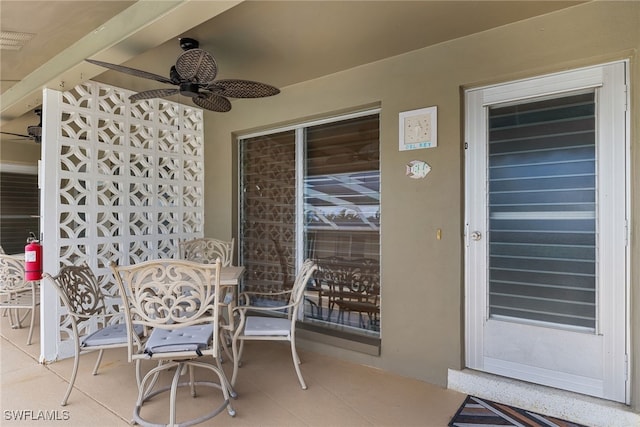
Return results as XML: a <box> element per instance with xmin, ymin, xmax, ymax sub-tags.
<box><xmin>470</xmin><ymin>231</ymin><xmax>482</xmax><ymax>241</ymax></box>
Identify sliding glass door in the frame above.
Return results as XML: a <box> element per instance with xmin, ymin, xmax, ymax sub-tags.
<box><xmin>239</xmin><ymin>111</ymin><xmax>381</xmax><ymax>337</ymax></box>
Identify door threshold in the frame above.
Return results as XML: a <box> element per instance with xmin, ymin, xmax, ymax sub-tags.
<box><xmin>447</xmin><ymin>368</ymin><xmax>638</xmax><ymax>427</ymax></box>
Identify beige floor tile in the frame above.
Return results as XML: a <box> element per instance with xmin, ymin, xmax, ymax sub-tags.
<box><xmin>2</xmin><ymin>319</ymin><xmax>466</xmax><ymax>427</ymax></box>
<box><xmin>1</xmin><ymin>339</ymin><xmax>126</xmax><ymax>426</ymax></box>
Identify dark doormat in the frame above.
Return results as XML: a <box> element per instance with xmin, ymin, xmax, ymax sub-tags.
<box><xmin>449</xmin><ymin>395</ymin><xmax>589</xmax><ymax>427</ymax></box>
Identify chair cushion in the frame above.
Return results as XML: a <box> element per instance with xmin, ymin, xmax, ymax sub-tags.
<box><xmin>82</xmin><ymin>324</ymin><xmax>143</xmax><ymax>347</ymax></box>
<box><xmin>144</xmin><ymin>324</ymin><xmax>213</xmax><ymax>354</ymax></box>
<box><xmin>244</xmin><ymin>316</ymin><xmax>291</xmax><ymax>336</ymax></box>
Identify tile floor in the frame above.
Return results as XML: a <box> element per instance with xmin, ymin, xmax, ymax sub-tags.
<box><xmin>1</xmin><ymin>320</ymin><xmax>466</xmax><ymax>426</ymax></box>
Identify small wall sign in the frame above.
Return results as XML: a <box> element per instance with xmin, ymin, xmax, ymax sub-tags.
<box><xmin>406</xmin><ymin>160</ymin><xmax>431</xmax><ymax>179</ymax></box>
<box><xmin>399</xmin><ymin>106</ymin><xmax>437</xmax><ymax>151</ymax></box>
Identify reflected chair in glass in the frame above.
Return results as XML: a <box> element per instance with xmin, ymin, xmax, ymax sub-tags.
<box><xmin>110</xmin><ymin>258</ymin><xmax>236</xmax><ymax>426</ymax></box>
<box><xmin>0</xmin><ymin>254</ymin><xmax>40</xmax><ymax>345</ymax></box>
<box><xmin>231</xmin><ymin>259</ymin><xmax>317</xmax><ymax>390</ymax></box>
<box><xmin>42</xmin><ymin>263</ymin><xmax>144</xmax><ymax>406</ymax></box>
<box><xmin>179</xmin><ymin>237</ymin><xmax>234</xmax><ymax>266</ymax></box>
<box><xmin>179</xmin><ymin>237</ymin><xmax>236</xmax><ymax>360</ymax></box>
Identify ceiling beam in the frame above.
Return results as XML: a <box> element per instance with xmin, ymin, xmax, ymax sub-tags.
<box><xmin>0</xmin><ymin>0</ymin><xmax>242</xmax><ymax>125</ymax></box>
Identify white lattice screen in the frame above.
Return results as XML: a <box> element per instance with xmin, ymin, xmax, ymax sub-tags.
<box><xmin>40</xmin><ymin>81</ymin><xmax>204</xmax><ymax>361</ymax></box>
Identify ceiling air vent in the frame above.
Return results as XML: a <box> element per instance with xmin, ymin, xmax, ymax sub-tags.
<box><xmin>0</xmin><ymin>30</ymin><xmax>35</xmax><ymax>50</ymax></box>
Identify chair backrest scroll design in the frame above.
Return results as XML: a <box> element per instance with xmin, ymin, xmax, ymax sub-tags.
<box><xmin>179</xmin><ymin>237</ymin><xmax>234</xmax><ymax>267</ymax></box>
<box><xmin>111</xmin><ymin>259</ymin><xmax>222</xmax><ymax>359</ymax></box>
<box><xmin>0</xmin><ymin>254</ymin><xmax>29</xmax><ymax>293</ymax></box>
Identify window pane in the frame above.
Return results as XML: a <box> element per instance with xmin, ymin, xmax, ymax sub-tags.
<box><xmin>488</xmin><ymin>92</ymin><xmax>596</xmax><ymax>329</ymax></box>
<box><xmin>240</xmin><ymin>131</ymin><xmax>296</xmax><ymax>297</ymax></box>
<box><xmin>304</xmin><ymin>115</ymin><xmax>380</xmax><ymax>334</ymax></box>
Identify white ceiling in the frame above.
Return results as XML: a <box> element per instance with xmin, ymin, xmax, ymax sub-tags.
<box><xmin>0</xmin><ymin>0</ymin><xmax>584</xmax><ymax>141</ymax></box>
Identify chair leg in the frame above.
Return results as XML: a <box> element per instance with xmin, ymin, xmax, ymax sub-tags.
<box><xmin>135</xmin><ymin>359</ymin><xmax>143</xmax><ymax>389</ymax></box>
<box><xmin>231</xmin><ymin>336</ymin><xmax>245</xmax><ymax>387</ymax></box>
<box><xmin>61</xmin><ymin>345</ymin><xmax>81</xmax><ymax>406</ymax></box>
<box><xmin>26</xmin><ymin>307</ymin><xmax>36</xmax><ymax>345</ymax></box>
<box><xmin>169</xmin><ymin>362</ymin><xmax>183</xmax><ymax>426</ymax></box>
<box><xmin>219</xmin><ymin>327</ymin><xmax>234</xmax><ymax>362</ymax></box>
<box><xmin>189</xmin><ymin>360</ymin><xmax>236</xmax><ymax>418</ymax></box>
<box><xmin>92</xmin><ymin>349</ymin><xmax>105</xmax><ymax>375</ymax></box>
<box><xmin>231</xmin><ymin>337</ymin><xmax>240</xmax><ymax>387</ymax></box>
<box><xmin>290</xmin><ymin>339</ymin><xmax>307</xmax><ymax>390</ymax></box>
<box><xmin>189</xmin><ymin>364</ymin><xmax>196</xmax><ymax>397</ymax></box>
<box><xmin>17</xmin><ymin>306</ymin><xmax>31</xmax><ymax>325</ymax></box>
<box><xmin>8</xmin><ymin>308</ymin><xmax>20</xmax><ymax>328</ymax></box>
<box><xmin>212</xmin><ymin>344</ymin><xmax>237</xmax><ymax>399</ymax></box>
<box><xmin>134</xmin><ymin>361</ymin><xmax>173</xmax><ymax>423</ymax></box>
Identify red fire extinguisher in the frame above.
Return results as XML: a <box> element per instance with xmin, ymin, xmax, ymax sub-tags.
<box><xmin>25</xmin><ymin>233</ymin><xmax>42</xmax><ymax>281</ymax></box>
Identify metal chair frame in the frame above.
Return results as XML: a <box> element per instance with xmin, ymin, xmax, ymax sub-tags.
<box><xmin>43</xmin><ymin>262</ymin><xmax>143</xmax><ymax>406</ymax></box>
<box><xmin>0</xmin><ymin>254</ymin><xmax>40</xmax><ymax>345</ymax></box>
<box><xmin>111</xmin><ymin>258</ymin><xmax>235</xmax><ymax>427</ymax></box>
<box><xmin>179</xmin><ymin>237</ymin><xmax>236</xmax><ymax>361</ymax></box>
<box><xmin>231</xmin><ymin>259</ymin><xmax>317</xmax><ymax>390</ymax></box>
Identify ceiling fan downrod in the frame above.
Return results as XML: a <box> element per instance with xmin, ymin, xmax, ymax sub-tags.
<box><xmin>179</xmin><ymin>37</ymin><xmax>199</xmax><ymax>51</ymax></box>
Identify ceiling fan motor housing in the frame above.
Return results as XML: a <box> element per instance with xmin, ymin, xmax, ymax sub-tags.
<box><xmin>27</xmin><ymin>125</ymin><xmax>42</xmax><ymax>138</ymax></box>
<box><xmin>179</xmin><ymin>82</ymin><xmax>201</xmax><ymax>98</ymax></box>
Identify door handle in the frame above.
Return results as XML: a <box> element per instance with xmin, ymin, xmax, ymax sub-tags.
<box><xmin>470</xmin><ymin>231</ymin><xmax>482</xmax><ymax>241</ymax></box>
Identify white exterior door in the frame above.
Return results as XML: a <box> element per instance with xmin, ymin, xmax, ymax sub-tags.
<box><xmin>464</xmin><ymin>62</ymin><xmax>629</xmax><ymax>403</ymax></box>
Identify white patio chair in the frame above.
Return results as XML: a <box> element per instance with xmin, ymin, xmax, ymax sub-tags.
<box><xmin>179</xmin><ymin>237</ymin><xmax>237</xmax><ymax>360</ymax></box>
<box><xmin>231</xmin><ymin>259</ymin><xmax>317</xmax><ymax>389</ymax></box>
<box><xmin>110</xmin><ymin>258</ymin><xmax>235</xmax><ymax>427</ymax></box>
<box><xmin>42</xmin><ymin>263</ymin><xmax>144</xmax><ymax>406</ymax></box>
<box><xmin>0</xmin><ymin>254</ymin><xmax>40</xmax><ymax>345</ymax></box>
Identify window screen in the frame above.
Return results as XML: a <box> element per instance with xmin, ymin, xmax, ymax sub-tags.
<box><xmin>0</xmin><ymin>172</ymin><xmax>39</xmax><ymax>254</ymax></box>
<box><xmin>488</xmin><ymin>92</ymin><xmax>597</xmax><ymax>329</ymax></box>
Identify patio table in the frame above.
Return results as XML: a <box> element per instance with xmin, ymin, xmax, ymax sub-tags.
<box><xmin>220</xmin><ymin>266</ymin><xmax>244</xmax><ymax>286</ymax></box>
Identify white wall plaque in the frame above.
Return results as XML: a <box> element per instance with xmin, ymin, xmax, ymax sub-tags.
<box><xmin>399</xmin><ymin>106</ymin><xmax>437</xmax><ymax>151</ymax></box>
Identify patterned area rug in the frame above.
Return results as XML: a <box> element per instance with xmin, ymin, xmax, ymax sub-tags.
<box><xmin>449</xmin><ymin>395</ymin><xmax>588</xmax><ymax>427</ymax></box>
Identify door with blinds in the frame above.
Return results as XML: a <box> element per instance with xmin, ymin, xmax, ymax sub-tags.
<box><xmin>465</xmin><ymin>62</ymin><xmax>628</xmax><ymax>402</ymax></box>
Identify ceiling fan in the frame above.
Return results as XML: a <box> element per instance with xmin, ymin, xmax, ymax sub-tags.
<box><xmin>85</xmin><ymin>38</ymin><xmax>280</xmax><ymax>112</ymax></box>
<box><xmin>0</xmin><ymin>108</ymin><xmax>42</xmax><ymax>143</ymax></box>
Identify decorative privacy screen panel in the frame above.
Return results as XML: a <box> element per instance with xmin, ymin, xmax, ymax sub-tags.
<box><xmin>42</xmin><ymin>81</ymin><xmax>204</xmax><ymax>359</ymax></box>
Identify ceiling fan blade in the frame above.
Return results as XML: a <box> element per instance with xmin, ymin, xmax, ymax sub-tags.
<box><xmin>129</xmin><ymin>88</ymin><xmax>181</xmax><ymax>102</ymax></box>
<box><xmin>192</xmin><ymin>94</ymin><xmax>231</xmax><ymax>112</ymax></box>
<box><xmin>206</xmin><ymin>80</ymin><xmax>280</xmax><ymax>98</ymax></box>
<box><xmin>86</xmin><ymin>59</ymin><xmax>174</xmax><ymax>85</ymax></box>
<box><xmin>1</xmin><ymin>131</ymin><xmax>31</xmax><ymax>138</ymax></box>
<box><xmin>175</xmin><ymin>49</ymin><xmax>218</xmax><ymax>83</ymax></box>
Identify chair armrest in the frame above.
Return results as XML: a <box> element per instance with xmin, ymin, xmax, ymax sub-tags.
<box><xmin>233</xmin><ymin>302</ymin><xmax>294</xmax><ymax>314</ymax></box>
<box><xmin>237</xmin><ymin>289</ymin><xmax>292</xmax><ymax>305</ymax></box>
<box><xmin>238</xmin><ymin>290</ymin><xmax>292</xmax><ymax>298</ymax></box>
